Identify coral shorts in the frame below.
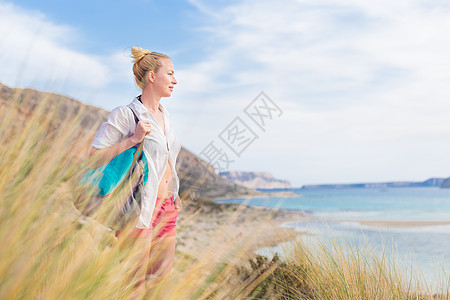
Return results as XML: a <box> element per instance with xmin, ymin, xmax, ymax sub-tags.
<box><xmin>115</xmin><ymin>195</ymin><xmax>178</xmax><ymax>239</ymax></box>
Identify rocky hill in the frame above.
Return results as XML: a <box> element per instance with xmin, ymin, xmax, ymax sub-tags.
<box><xmin>219</xmin><ymin>171</ymin><xmax>291</xmax><ymax>189</ymax></box>
<box><xmin>0</xmin><ymin>82</ymin><xmax>108</xmax><ymax>129</ymax></box>
<box><xmin>440</xmin><ymin>177</ymin><xmax>450</xmax><ymax>188</ymax></box>
<box><xmin>0</xmin><ymin>82</ymin><xmax>264</xmax><ymax>200</ymax></box>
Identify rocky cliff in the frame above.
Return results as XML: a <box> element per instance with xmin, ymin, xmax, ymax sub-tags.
<box><xmin>219</xmin><ymin>171</ymin><xmax>291</xmax><ymax>189</ymax></box>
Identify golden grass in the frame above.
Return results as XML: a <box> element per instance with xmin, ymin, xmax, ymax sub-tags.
<box><xmin>277</xmin><ymin>233</ymin><xmax>450</xmax><ymax>299</ymax></box>
<box><xmin>0</xmin><ymin>90</ymin><xmax>448</xmax><ymax>299</ymax></box>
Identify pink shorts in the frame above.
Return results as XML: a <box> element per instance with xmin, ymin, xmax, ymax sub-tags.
<box><xmin>115</xmin><ymin>195</ymin><xmax>178</xmax><ymax>239</ymax></box>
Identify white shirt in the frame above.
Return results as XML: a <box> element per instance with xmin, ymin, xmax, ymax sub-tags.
<box><xmin>91</xmin><ymin>97</ymin><xmax>181</xmax><ymax>229</ymax></box>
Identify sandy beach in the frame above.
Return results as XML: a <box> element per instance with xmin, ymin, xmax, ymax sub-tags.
<box><xmin>336</xmin><ymin>219</ymin><xmax>450</xmax><ymax>228</ymax></box>
<box><xmin>175</xmin><ymin>199</ymin><xmax>307</xmax><ymax>260</ymax></box>
<box><xmin>176</xmin><ymin>198</ymin><xmax>450</xmax><ymax>260</ymax></box>
<box><xmin>283</xmin><ymin>216</ymin><xmax>450</xmax><ymax>229</ymax></box>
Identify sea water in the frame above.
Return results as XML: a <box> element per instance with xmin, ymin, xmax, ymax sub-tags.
<box><xmin>215</xmin><ymin>187</ymin><xmax>450</xmax><ymax>291</ymax></box>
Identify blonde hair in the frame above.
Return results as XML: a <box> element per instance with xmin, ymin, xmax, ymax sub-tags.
<box><xmin>131</xmin><ymin>46</ymin><xmax>170</xmax><ymax>89</ymax></box>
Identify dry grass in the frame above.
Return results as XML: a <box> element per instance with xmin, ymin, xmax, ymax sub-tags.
<box><xmin>0</xmin><ymin>90</ymin><xmax>448</xmax><ymax>299</ymax></box>
<box><xmin>278</xmin><ymin>233</ymin><xmax>450</xmax><ymax>299</ymax></box>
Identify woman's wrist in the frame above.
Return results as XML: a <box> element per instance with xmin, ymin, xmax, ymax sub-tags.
<box><xmin>129</xmin><ymin>134</ymin><xmax>142</xmax><ymax>146</ymax></box>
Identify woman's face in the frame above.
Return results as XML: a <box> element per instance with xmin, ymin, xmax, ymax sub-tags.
<box><xmin>153</xmin><ymin>58</ymin><xmax>177</xmax><ymax>97</ymax></box>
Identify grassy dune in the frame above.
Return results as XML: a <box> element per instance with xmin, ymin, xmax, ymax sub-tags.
<box><xmin>0</xmin><ymin>90</ymin><xmax>448</xmax><ymax>299</ymax></box>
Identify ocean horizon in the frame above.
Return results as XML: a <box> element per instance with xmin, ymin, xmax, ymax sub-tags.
<box><xmin>215</xmin><ymin>186</ymin><xmax>450</xmax><ymax>291</ymax></box>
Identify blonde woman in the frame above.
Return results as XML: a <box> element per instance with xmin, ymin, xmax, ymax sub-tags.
<box><xmin>88</xmin><ymin>46</ymin><xmax>182</xmax><ymax>295</ymax></box>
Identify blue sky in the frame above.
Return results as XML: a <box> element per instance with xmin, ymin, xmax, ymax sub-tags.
<box><xmin>2</xmin><ymin>0</ymin><xmax>450</xmax><ymax>187</ymax></box>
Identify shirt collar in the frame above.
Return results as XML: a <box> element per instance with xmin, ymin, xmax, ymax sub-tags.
<box><xmin>130</xmin><ymin>96</ymin><xmax>170</xmax><ymax>118</ymax></box>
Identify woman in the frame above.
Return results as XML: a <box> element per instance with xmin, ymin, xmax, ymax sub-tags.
<box><xmin>88</xmin><ymin>46</ymin><xmax>182</xmax><ymax>295</ymax></box>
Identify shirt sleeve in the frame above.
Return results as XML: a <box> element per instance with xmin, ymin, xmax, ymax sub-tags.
<box><xmin>91</xmin><ymin>106</ymin><xmax>132</xmax><ymax>149</ymax></box>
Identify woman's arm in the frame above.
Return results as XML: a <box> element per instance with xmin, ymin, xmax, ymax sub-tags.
<box><xmin>174</xmin><ymin>195</ymin><xmax>182</xmax><ymax>211</ymax></box>
<box><xmin>88</xmin><ymin>120</ymin><xmax>151</xmax><ymax>169</ymax></box>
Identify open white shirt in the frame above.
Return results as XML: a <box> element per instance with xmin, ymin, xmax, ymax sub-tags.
<box><xmin>91</xmin><ymin>97</ymin><xmax>181</xmax><ymax>229</ymax></box>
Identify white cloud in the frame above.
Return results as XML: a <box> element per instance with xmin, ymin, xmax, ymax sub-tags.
<box><xmin>179</xmin><ymin>0</ymin><xmax>450</xmax><ymax>186</ymax></box>
<box><xmin>0</xmin><ymin>2</ymin><xmax>114</xmax><ymax>100</ymax></box>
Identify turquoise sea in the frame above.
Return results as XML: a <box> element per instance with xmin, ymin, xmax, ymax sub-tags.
<box><xmin>215</xmin><ymin>187</ymin><xmax>450</xmax><ymax>291</ymax></box>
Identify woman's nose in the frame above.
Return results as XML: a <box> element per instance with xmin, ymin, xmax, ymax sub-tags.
<box><xmin>172</xmin><ymin>76</ymin><xmax>177</xmax><ymax>85</ymax></box>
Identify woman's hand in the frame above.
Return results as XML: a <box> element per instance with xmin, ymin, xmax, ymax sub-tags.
<box><xmin>132</xmin><ymin>121</ymin><xmax>152</xmax><ymax>143</ymax></box>
<box><xmin>174</xmin><ymin>196</ymin><xmax>183</xmax><ymax>211</ymax></box>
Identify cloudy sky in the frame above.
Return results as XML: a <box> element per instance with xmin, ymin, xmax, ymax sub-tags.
<box><xmin>1</xmin><ymin>0</ymin><xmax>450</xmax><ymax>187</ymax></box>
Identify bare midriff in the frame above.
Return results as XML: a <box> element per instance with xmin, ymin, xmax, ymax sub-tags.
<box><xmin>156</xmin><ymin>158</ymin><xmax>173</xmax><ymax>199</ymax></box>
<box><xmin>154</xmin><ymin>108</ymin><xmax>173</xmax><ymax>200</ymax></box>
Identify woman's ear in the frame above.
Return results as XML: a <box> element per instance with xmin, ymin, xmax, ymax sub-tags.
<box><xmin>147</xmin><ymin>71</ymin><xmax>155</xmax><ymax>83</ymax></box>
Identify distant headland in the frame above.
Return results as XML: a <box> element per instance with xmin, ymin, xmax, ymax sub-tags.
<box><xmin>301</xmin><ymin>177</ymin><xmax>450</xmax><ymax>189</ymax></box>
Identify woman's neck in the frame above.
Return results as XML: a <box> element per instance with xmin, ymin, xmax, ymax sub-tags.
<box><xmin>140</xmin><ymin>88</ymin><xmax>161</xmax><ymax>113</ymax></box>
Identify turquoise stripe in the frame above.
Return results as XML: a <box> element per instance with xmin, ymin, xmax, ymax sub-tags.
<box><xmin>81</xmin><ymin>147</ymin><xmax>148</xmax><ymax>196</ymax></box>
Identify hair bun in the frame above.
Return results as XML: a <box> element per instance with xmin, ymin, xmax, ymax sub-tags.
<box><xmin>131</xmin><ymin>46</ymin><xmax>151</xmax><ymax>63</ymax></box>
<box><xmin>130</xmin><ymin>47</ymin><xmax>170</xmax><ymax>90</ymax></box>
